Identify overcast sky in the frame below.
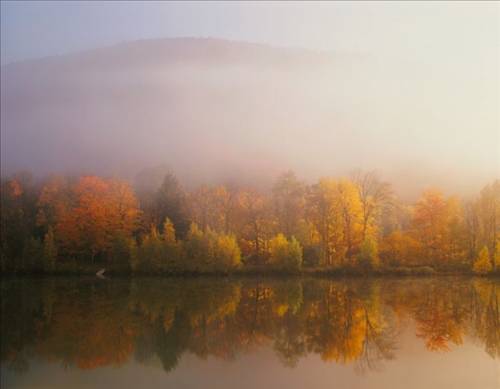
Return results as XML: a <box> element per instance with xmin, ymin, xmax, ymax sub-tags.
<box><xmin>1</xmin><ymin>1</ymin><xmax>499</xmax><ymax>196</ymax></box>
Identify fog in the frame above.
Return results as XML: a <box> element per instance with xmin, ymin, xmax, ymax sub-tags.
<box><xmin>1</xmin><ymin>37</ymin><xmax>498</xmax><ymax>199</ymax></box>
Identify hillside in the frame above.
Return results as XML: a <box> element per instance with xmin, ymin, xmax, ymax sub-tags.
<box><xmin>1</xmin><ymin>38</ymin><xmax>496</xmax><ymax>197</ymax></box>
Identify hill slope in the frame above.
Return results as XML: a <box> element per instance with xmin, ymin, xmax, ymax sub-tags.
<box><xmin>1</xmin><ymin>38</ymin><xmax>496</xmax><ymax>196</ymax></box>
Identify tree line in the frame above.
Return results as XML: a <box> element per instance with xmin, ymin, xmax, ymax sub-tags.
<box><xmin>1</xmin><ymin>170</ymin><xmax>499</xmax><ymax>274</ymax></box>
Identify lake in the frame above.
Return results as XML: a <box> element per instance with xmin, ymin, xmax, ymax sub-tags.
<box><xmin>1</xmin><ymin>276</ymin><xmax>498</xmax><ymax>389</ymax></box>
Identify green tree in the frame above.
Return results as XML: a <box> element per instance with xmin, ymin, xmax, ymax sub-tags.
<box><xmin>358</xmin><ymin>236</ymin><xmax>380</xmax><ymax>269</ymax></box>
<box><xmin>183</xmin><ymin>223</ymin><xmax>207</xmax><ymax>271</ymax></box>
<box><xmin>136</xmin><ymin>226</ymin><xmax>164</xmax><ymax>271</ymax></box>
<box><xmin>212</xmin><ymin>233</ymin><xmax>241</xmax><ymax>271</ymax></box>
<box><xmin>163</xmin><ymin>218</ymin><xmax>176</xmax><ymax>244</ymax></box>
<box><xmin>183</xmin><ymin>224</ymin><xmax>241</xmax><ymax>272</ymax></box>
<box><xmin>268</xmin><ymin>233</ymin><xmax>303</xmax><ymax>271</ymax></box>
<box><xmin>357</xmin><ymin>236</ymin><xmax>380</xmax><ymax>269</ymax></box>
<box><xmin>161</xmin><ymin>218</ymin><xmax>182</xmax><ymax>269</ymax></box>
<box><xmin>154</xmin><ymin>173</ymin><xmax>190</xmax><ymax>239</ymax></box>
<box><xmin>1</xmin><ymin>174</ymin><xmax>39</xmax><ymax>270</ymax></box>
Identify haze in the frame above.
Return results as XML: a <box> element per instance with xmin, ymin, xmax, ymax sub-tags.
<box><xmin>1</xmin><ymin>2</ymin><xmax>499</xmax><ymax>199</ymax></box>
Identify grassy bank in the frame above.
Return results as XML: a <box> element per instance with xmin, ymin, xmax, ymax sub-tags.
<box><xmin>2</xmin><ymin>263</ymin><xmax>499</xmax><ymax>278</ymax></box>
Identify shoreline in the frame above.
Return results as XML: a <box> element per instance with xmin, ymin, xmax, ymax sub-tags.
<box><xmin>2</xmin><ymin>268</ymin><xmax>499</xmax><ymax>279</ymax></box>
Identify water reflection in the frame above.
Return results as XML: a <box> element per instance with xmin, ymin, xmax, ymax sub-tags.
<box><xmin>1</xmin><ymin>277</ymin><xmax>498</xmax><ymax>382</ymax></box>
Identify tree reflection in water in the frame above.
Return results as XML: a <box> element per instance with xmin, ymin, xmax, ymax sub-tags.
<box><xmin>1</xmin><ymin>277</ymin><xmax>498</xmax><ymax>375</ymax></box>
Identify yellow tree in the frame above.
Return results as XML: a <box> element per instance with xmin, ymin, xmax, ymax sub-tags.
<box><xmin>473</xmin><ymin>247</ymin><xmax>492</xmax><ymax>274</ymax></box>
<box><xmin>464</xmin><ymin>200</ymin><xmax>481</xmax><ymax>262</ymax></box>
<box><xmin>162</xmin><ymin>218</ymin><xmax>176</xmax><ymax>244</ymax></box>
<box><xmin>477</xmin><ymin>181</ymin><xmax>500</xmax><ymax>270</ymax></box>
<box><xmin>445</xmin><ymin>196</ymin><xmax>466</xmax><ymax>263</ymax></box>
<box><xmin>335</xmin><ymin>179</ymin><xmax>363</xmax><ymax>260</ymax></box>
<box><xmin>238</xmin><ymin>190</ymin><xmax>274</xmax><ymax>259</ymax></box>
<box><xmin>306</xmin><ymin>179</ymin><xmax>343</xmax><ymax>265</ymax></box>
<box><xmin>352</xmin><ymin>170</ymin><xmax>392</xmax><ymax>241</ymax></box>
<box><xmin>306</xmin><ymin>179</ymin><xmax>362</xmax><ymax>265</ymax></box>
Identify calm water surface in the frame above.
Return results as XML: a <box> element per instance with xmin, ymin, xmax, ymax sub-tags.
<box><xmin>1</xmin><ymin>277</ymin><xmax>499</xmax><ymax>389</ymax></box>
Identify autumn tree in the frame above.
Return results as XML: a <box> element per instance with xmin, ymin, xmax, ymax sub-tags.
<box><xmin>46</xmin><ymin>176</ymin><xmax>140</xmax><ymax>262</ymax></box>
<box><xmin>183</xmin><ymin>223</ymin><xmax>241</xmax><ymax>271</ymax></box>
<box><xmin>306</xmin><ymin>179</ymin><xmax>362</xmax><ymax>266</ymax></box>
<box><xmin>306</xmin><ymin>179</ymin><xmax>343</xmax><ymax>265</ymax></box>
<box><xmin>379</xmin><ymin>230</ymin><xmax>421</xmax><ymax>267</ymax></box>
<box><xmin>36</xmin><ymin>176</ymin><xmax>73</xmax><ymax>233</ymax></box>
<box><xmin>412</xmin><ymin>189</ymin><xmax>464</xmax><ymax>266</ymax></box>
<box><xmin>473</xmin><ymin>247</ymin><xmax>492</xmax><ymax>274</ymax></box>
<box><xmin>163</xmin><ymin>218</ymin><xmax>176</xmax><ymax>244</ymax></box>
<box><xmin>190</xmin><ymin>184</ymin><xmax>237</xmax><ymax>233</ymax></box>
<box><xmin>464</xmin><ymin>200</ymin><xmax>481</xmax><ymax>262</ymax></box>
<box><xmin>357</xmin><ymin>236</ymin><xmax>380</xmax><ymax>269</ymax></box>
<box><xmin>272</xmin><ymin>171</ymin><xmax>305</xmax><ymax>239</ymax></box>
<box><xmin>268</xmin><ymin>233</ymin><xmax>303</xmax><ymax>271</ymax></box>
<box><xmin>131</xmin><ymin>218</ymin><xmax>181</xmax><ymax>272</ymax></box>
<box><xmin>477</xmin><ymin>181</ymin><xmax>500</xmax><ymax>271</ymax></box>
<box><xmin>335</xmin><ymin>179</ymin><xmax>363</xmax><ymax>259</ymax></box>
<box><xmin>352</xmin><ymin>170</ymin><xmax>392</xmax><ymax>241</ymax></box>
<box><xmin>238</xmin><ymin>190</ymin><xmax>274</xmax><ymax>261</ymax></box>
<box><xmin>135</xmin><ymin>226</ymin><xmax>164</xmax><ymax>271</ymax></box>
<box><xmin>209</xmin><ymin>230</ymin><xmax>241</xmax><ymax>271</ymax></box>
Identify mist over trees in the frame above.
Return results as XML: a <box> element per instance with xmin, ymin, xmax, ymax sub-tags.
<box><xmin>1</xmin><ymin>169</ymin><xmax>498</xmax><ymax>275</ymax></box>
<box><xmin>1</xmin><ymin>38</ymin><xmax>497</xmax><ymax>199</ymax></box>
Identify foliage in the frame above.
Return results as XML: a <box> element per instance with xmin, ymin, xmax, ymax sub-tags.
<box><xmin>133</xmin><ymin>223</ymin><xmax>182</xmax><ymax>272</ymax></box>
<box><xmin>153</xmin><ymin>173</ymin><xmax>190</xmax><ymax>238</ymax></box>
<box><xmin>357</xmin><ymin>236</ymin><xmax>379</xmax><ymax>269</ymax></box>
<box><xmin>473</xmin><ymin>247</ymin><xmax>492</xmax><ymax>275</ymax></box>
<box><xmin>162</xmin><ymin>218</ymin><xmax>176</xmax><ymax>244</ymax></box>
<box><xmin>1</xmin><ymin>170</ymin><xmax>499</xmax><ymax>274</ymax></box>
<box><xmin>268</xmin><ymin>233</ymin><xmax>303</xmax><ymax>271</ymax></box>
<box><xmin>183</xmin><ymin>223</ymin><xmax>241</xmax><ymax>272</ymax></box>
<box><xmin>35</xmin><ymin>176</ymin><xmax>140</xmax><ymax>262</ymax></box>
<box><xmin>380</xmin><ymin>231</ymin><xmax>421</xmax><ymax>266</ymax></box>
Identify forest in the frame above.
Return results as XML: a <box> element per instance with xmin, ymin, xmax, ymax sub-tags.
<box><xmin>1</xmin><ymin>170</ymin><xmax>499</xmax><ymax>275</ymax></box>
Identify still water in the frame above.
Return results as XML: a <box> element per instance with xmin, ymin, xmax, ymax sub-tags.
<box><xmin>1</xmin><ymin>276</ymin><xmax>498</xmax><ymax>389</ymax></box>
